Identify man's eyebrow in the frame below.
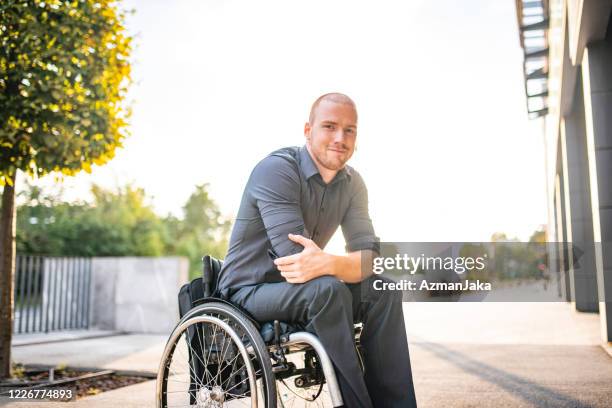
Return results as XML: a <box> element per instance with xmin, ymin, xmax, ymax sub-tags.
<box><xmin>319</xmin><ymin>120</ymin><xmax>356</xmax><ymax>128</ymax></box>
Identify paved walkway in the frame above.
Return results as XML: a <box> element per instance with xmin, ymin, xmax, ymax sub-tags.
<box><xmin>2</xmin><ymin>332</ymin><xmax>163</xmax><ymax>408</ymax></box>
<box><xmin>2</xmin><ymin>302</ymin><xmax>611</xmax><ymax>407</ymax></box>
<box><xmin>11</xmin><ymin>332</ymin><xmax>166</xmax><ymax>373</ymax></box>
<box><xmin>405</xmin><ymin>302</ymin><xmax>612</xmax><ymax>407</ymax></box>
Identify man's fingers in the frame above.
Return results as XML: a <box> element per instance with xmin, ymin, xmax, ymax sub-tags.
<box><xmin>274</xmin><ymin>253</ymin><xmax>300</xmax><ymax>266</ymax></box>
<box><xmin>288</xmin><ymin>233</ymin><xmax>313</xmax><ymax>247</ymax></box>
<box><xmin>281</xmin><ymin>270</ymin><xmax>309</xmax><ymax>284</ymax></box>
<box><xmin>277</xmin><ymin>264</ymin><xmax>297</xmax><ymax>272</ymax></box>
<box><xmin>274</xmin><ymin>234</ymin><xmax>317</xmax><ymax>267</ymax></box>
<box><xmin>280</xmin><ymin>271</ymin><xmax>298</xmax><ymax>278</ymax></box>
<box><xmin>280</xmin><ymin>271</ymin><xmax>301</xmax><ymax>280</ymax></box>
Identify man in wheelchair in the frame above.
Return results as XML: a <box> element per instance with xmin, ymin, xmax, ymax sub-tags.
<box><xmin>213</xmin><ymin>93</ymin><xmax>418</xmax><ymax>408</ymax></box>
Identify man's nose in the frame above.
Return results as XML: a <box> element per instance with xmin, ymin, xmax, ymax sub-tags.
<box><xmin>333</xmin><ymin>129</ymin><xmax>346</xmax><ymax>142</ymax></box>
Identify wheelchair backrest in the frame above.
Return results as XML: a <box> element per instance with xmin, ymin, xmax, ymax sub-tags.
<box><xmin>178</xmin><ymin>255</ymin><xmax>224</xmax><ymax>319</ymax></box>
<box><xmin>202</xmin><ymin>254</ymin><xmax>224</xmax><ymax>297</ymax></box>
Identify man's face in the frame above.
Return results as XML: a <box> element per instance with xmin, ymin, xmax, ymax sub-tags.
<box><xmin>305</xmin><ymin>100</ymin><xmax>357</xmax><ymax>171</ymax></box>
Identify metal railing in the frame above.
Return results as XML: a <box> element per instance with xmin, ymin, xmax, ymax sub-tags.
<box><xmin>13</xmin><ymin>255</ymin><xmax>92</xmax><ymax>334</ymax></box>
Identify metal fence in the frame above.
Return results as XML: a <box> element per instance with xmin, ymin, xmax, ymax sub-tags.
<box><xmin>14</xmin><ymin>255</ymin><xmax>92</xmax><ymax>334</ymax></box>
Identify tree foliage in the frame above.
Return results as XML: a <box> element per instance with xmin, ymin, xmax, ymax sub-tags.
<box><xmin>0</xmin><ymin>0</ymin><xmax>132</xmax><ymax>184</ymax></box>
<box><xmin>172</xmin><ymin>184</ymin><xmax>231</xmax><ymax>278</ymax></box>
<box><xmin>0</xmin><ymin>0</ymin><xmax>132</xmax><ymax>379</ymax></box>
<box><xmin>16</xmin><ymin>182</ymin><xmax>230</xmax><ymax>279</ymax></box>
<box><xmin>17</xmin><ymin>182</ymin><xmax>164</xmax><ymax>256</ymax></box>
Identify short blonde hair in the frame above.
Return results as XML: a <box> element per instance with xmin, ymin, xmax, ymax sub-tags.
<box><xmin>309</xmin><ymin>93</ymin><xmax>357</xmax><ymax>124</ymax></box>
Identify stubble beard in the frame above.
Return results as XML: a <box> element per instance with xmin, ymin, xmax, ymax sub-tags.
<box><xmin>313</xmin><ymin>147</ymin><xmax>349</xmax><ymax>171</ymax></box>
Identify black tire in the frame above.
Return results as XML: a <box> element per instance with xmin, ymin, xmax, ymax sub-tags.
<box><xmin>157</xmin><ymin>301</ymin><xmax>277</xmax><ymax>407</ymax></box>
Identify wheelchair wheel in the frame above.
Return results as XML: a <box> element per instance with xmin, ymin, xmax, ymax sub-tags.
<box><xmin>157</xmin><ymin>302</ymin><xmax>276</xmax><ymax>407</ymax></box>
<box><xmin>275</xmin><ymin>349</ymin><xmax>334</xmax><ymax>407</ymax></box>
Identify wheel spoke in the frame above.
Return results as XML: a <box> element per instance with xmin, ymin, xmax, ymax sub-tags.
<box><xmin>195</xmin><ymin>320</ymin><xmax>214</xmax><ymax>387</ymax></box>
<box><xmin>158</xmin><ymin>305</ymin><xmax>273</xmax><ymax>408</ymax></box>
<box><xmin>224</xmin><ymin>368</ymin><xmax>261</xmax><ymax>394</ymax></box>
<box><xmin>275</xmin><ymin>351</ymin><xmax>331</xmax><ymax>407</ymax></box>
<box><xmin>175</xmin><ymin>333</ymin><xmax>207</xmax><ymax>390</ymax></box>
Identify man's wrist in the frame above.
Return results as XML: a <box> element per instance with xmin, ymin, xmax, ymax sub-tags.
<box><xmin>326</xmin><ymin>253</ymin><xmax>345</xmax><ymax>278</ymax></box>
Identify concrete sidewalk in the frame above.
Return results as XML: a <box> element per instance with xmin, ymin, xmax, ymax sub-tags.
<box><xmin>2</xmin><ymin>332</ymin><xmax>164</xmax><ymax>408</ymax></box>
<box><xmin>0</xmin><ymin>379</ymin><xmax>157</xmax><ymax>408</ymax></box>
<box><xmin>2</xmin><ymin>302</ymin><xmax>611</xmax><ymax>407</ymax></box>
<box><xmin>11</xmin><ymin>332</ymin><xmax>166</xmax><ymax>373</ymax></box>
<box><xmin>405</xmin><ymin>302</ymin><xmax>612</xmax><ymax>407</ymax></box>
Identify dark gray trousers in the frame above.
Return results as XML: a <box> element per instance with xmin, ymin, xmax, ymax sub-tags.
<box><xmin>229</xmin><ymin>274</ymin><xmax>418</xmax><ymax>408</ymax></box>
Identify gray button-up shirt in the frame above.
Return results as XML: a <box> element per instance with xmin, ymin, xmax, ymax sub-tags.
<box><xmin>217</xmin><ymin>145</ymin><xmax>380</xmax><ymax>297</ymax></box>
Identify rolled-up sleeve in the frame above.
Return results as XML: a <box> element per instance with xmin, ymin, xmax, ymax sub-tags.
<box><xmin>341</xmin><ymin>172</ymin><xmax>380</xmax><ymax>255</ymax></box>
<box><xmin>248</xmin><ymin>155</ymin><xmax>306</xmax><ymax>258</ymax></box>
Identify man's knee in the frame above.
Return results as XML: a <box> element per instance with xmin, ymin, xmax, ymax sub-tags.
<box><xmin>306</xmin><ymin>276</ymin><xmax>352</xmax><ymax>314</ymax></box>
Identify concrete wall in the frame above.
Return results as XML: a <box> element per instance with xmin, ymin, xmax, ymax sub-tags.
<box><xmin>90</xmin><ymin>257</ymin><xmax>189</xmax><ymax>334</ymax></box>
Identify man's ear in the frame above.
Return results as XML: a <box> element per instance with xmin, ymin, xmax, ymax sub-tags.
<box><xmin>304</xmin><ymin>122</ymin><xmax>311</xmax><ymax>141</ymax></box>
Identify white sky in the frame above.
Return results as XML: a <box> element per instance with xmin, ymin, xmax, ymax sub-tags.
<box><xmin>21</xmin><ymin>0</ymin><xmax>548</xmax><ymax>252</ymax></box>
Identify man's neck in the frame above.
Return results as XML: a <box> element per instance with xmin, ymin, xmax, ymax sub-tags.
<box><xmin>306</xmin><ymin>145</ymin><xmax>338</xmax><ymax>184</ymax></box>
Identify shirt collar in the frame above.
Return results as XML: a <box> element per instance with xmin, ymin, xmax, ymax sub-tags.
<box><xmin>298</xmin><ymin>145</ymin><xmax>352</xmax><ymax>184</ymax></box>
<box><xmin>298</xmin><ymin>145</ymin><xmax>319</xmax><ymax>180</ymax></box>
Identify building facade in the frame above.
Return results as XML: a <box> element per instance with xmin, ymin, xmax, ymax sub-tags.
<box><xmin>515</xmin><ymin>0</ymin><xmax>612</xmax><ymax>343</ymax></box>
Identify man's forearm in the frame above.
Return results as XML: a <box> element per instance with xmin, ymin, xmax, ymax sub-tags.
<box><xmin>274</xmin><ymin>234</ymin><xmax>377</xmax><ymax>284</ymax></box>
<box><xmin>329</xmin><ymin>250</ymin><xmax>375</xmax><ymax>283</ymax></box>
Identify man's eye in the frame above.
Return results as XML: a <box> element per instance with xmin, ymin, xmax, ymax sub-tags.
<box><xmin>323</xmin><ymin>124</ymin><xmax>334</xmax><ymax>129</ymax></box>
<box><xmin>345</xmin><ymin>128</ymin><xmax>355</xmax><ymax>134</ymax></box>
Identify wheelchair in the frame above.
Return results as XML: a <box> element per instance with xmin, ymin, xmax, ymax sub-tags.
<box><xmin>156</xmin><ymin>255</ymin><xmax>364</xmax><ymax>407</ymax></box>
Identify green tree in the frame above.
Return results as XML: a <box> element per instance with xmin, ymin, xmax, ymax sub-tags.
<box><xmin>166</xmin><ymin>184</ymin><xmax>230</xmax><ymax>279</ymax></box>
<box><xmin>16</xmin><ymin>181</ymin><xmax>230</xmax><ymax>279</ymax></box>
<box><xmin>17</xmin><ymin>182</ymin><xmax>165</xmax><ymax>257</ymax></box>
<box><xmin>0</xmin><ymin>0</ymin><xmax>132</xmax><ymax>379</ymax></box>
